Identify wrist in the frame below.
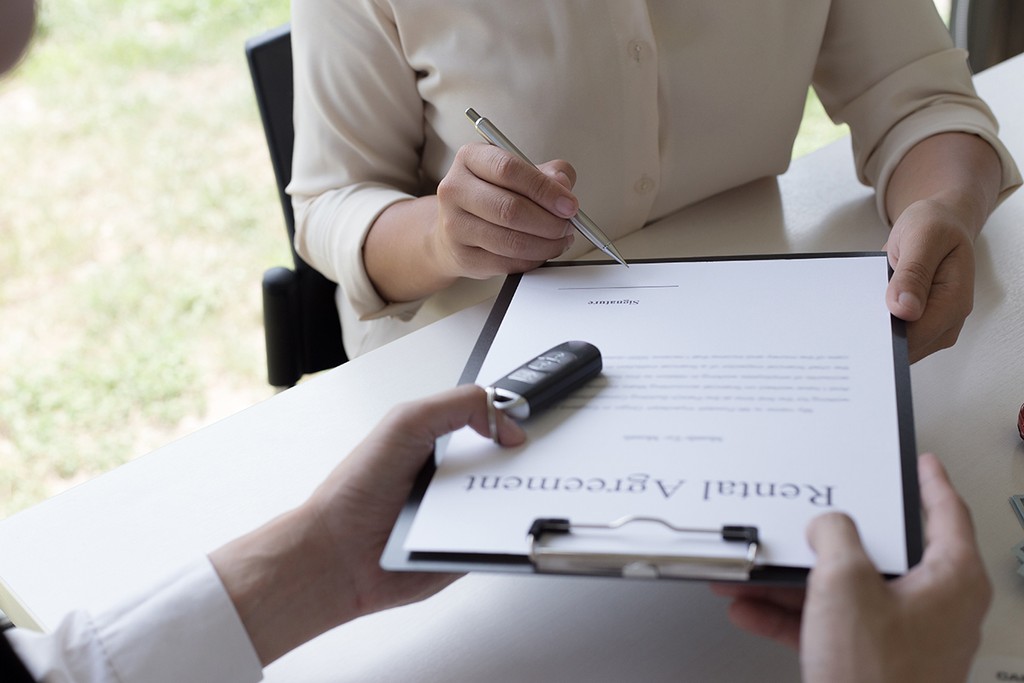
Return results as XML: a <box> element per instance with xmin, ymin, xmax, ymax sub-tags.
<box><xmin>210</xmin><ymin>505</ymin><xmax>357</xmax><ymax>666</ymax></box>
<box><xmin>886</xmin><ymin>132</ymin><xmax>1001</xmax><ymax>237</ymax></box>
<box><xmin>364</xmin><ymin>196</ymin><xmax>460</xmax><ymax>303</ymax></box>
<box><xmin>914</xmin><ymin>190</ymin><xmax>987</xmax><ymax>241</ymax></box>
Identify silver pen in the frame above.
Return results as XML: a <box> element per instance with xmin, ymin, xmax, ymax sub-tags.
<box><xmin>465</xmin><ymin>108</ymin><xmax>628</xmax><ymax>267</ymax></box>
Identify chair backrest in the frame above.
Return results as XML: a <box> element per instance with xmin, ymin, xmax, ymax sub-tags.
<box><xmin>247</xmin><ymin>24</ymin><xmax>299</xmax><ymax>241</ymax></box>
<box><xmin>246</xmin><ymin>25</ymin><xmax>348</xmax><ymax>387</ymax></box>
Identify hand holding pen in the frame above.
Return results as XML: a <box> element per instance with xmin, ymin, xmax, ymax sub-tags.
<box><xmin>365</xmin><ymin>107</ymin><xmax>626</xmax><ymax>303</ymax></box>
<box><xmin>364</xmin><ymin>105</ymin><xmax>598</xmax><ymax>301</ymax></box>
<box><xmin>466</xmin><ymin>108</ymin><xmax>627</xmax><ymax>267</ymax></box>
<box><xmin>425</xmin><ymin>127</ymin><xmax>580</xmax><ymax>281</ymax></box>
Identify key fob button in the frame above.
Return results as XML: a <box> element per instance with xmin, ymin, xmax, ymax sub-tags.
<box><xmin>508</xmin><ymin>368</ymin><xmax>546</xmax><ymax>384</ymax></box>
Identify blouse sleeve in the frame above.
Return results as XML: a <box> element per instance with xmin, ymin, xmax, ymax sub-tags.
<box><xmin>812</xmin><ymin>0</ymin><xmax>1021</xmax><ymax>221</ymax></box>
<box><xmin>289</xmin><ymin>0</ymin><xmax>429</xmax><ymax>321</ymax></box>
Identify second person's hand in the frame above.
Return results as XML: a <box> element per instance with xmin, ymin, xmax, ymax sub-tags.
<box><xmin>712</xmin><ymin>453</ymin><xmax>991</xmax><ymax>683</ymax></box>
<box><xmin>210</xmin><ymin>385</ymin><xmax>527</xmax><ymax>667</ymax></box>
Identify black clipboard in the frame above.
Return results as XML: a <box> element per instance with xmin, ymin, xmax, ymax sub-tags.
<box><xmin>383</xmin><ymin>253</ymin><xmax>922</xmax><ymax>583</ymax></box>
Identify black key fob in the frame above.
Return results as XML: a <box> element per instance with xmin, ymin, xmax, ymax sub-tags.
<box><xmin>487</xmin><ymin>341</ymin><xmax>602</xmax><ymax>419</ymax></box>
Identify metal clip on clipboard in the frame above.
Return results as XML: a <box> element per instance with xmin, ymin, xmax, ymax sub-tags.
<box><xmin>528</xmin><ymin>516</ymin><xmax>760</xmax><ymax>581</ymax></box>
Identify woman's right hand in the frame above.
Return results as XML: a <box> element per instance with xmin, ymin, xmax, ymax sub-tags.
<box><xmin>363</xmin><ymin>142</ymin><xmax>581</xmax><ymax>304</ymax></box>
<box><xmin>432</xmin><ymin>142</ymin><xmax>580</xmax><ymax>280</ymax></box>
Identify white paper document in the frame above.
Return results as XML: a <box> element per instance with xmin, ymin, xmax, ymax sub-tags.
<box><xmin>402</xmin><ymin>255</ymin><xmax>917</xmax><ymax>575</ymax></box>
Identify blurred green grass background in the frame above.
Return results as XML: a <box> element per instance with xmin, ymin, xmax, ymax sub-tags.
<box><xmin>0</xmin><ymin>1</ymin><xmax>948</xmax><ymax>518</ymax></box>
<box><xmin>0</xmin><ymin>0</ymin><xmax>292</xmax><ymax>515</ymax></box>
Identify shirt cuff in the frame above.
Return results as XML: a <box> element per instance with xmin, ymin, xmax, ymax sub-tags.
<box><xmin>7</xmin><ymin>558</ymin><xmax>263</xmax><ymax>683</ymax></box>
<box><xmin>835</xmin><ymin>48</ymin><xmax>1021</xmax><ymax>222</ymax></box>
<box><xmin>293</xmin><ymin>182</ymin><xmax>426</xmax><ymax>320</ymax></box>
<box><xmin>869</xmin><ymin>104</ymin><xmax>1022</xmax><ymax>223</ymax></box>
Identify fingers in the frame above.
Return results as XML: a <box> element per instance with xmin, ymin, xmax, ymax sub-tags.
<box><xmin>885</xmin><ymin>202</ymin><xmax>959</xmax><ymax>321</ymax></box>
<box><xmin>806</xmin><ymin>512</ymin><xmax>871</xmax><ymax>567</ymax></box>
<box><xmin>885</xmin><ymin>244</ymin><xmax>935</xmax><ymax>323</ymax></box>
<box><xmin>903</xmin><ymin>317</ymin><xmax>965</xmax><ymax>364</ymax></box>
<box><xmin>457</xmin><ymin>384</ymin><xmax>529</xmax><ymax>447</ymax></box>
<box><xmin>384</xmin><ymin>384</ymin><xmax>527</xmax><ymax>453</ymax></box>
<box><xmin>340</xmin><ymin>385</ymin><xmax>526</xmax><ymax>500</ymax></box>
<box><xmin>724</xmin><ymin>596</ymin><xmax>803</xmax><ymax>649</ymax></box>
<box><xmin>710</xmin><ymin>583</ymin><xmax>805</xmax><ymax>649</ymax></box>
<box><xmin>911</xmin><ymin>453</ymin><xmax>993</xmax><ymax>633</ymax></box>
<box><xmin>805</xmin><ymin>512</ymin><xmax>883</xmax><ymax>603</ymax></box>
<box><xmin>710</xmin><ymin>583</ymin><xmax>807</xmax><ymax>613</ymax></box>
<box><xmin>915</xmin><ymin>453</ymin><xmax>984</xmax><ymax>570</ymax></box>
<box><xmin>461</xmin><ymin>145</ymin><xmax>579</xmax><ymax>226</ymax></box>
<box><xmin>884</xmin><ymin>204</ymin><xmax>975</xmax><ymax>362</ymax></box>
<box><xmin>436</xmin><ymin>144</ymin><xmax>579</xmax><ymax>276</ymax></box>
<box><xmin>887</xmin><ymin>252</ymin><xmax>972</xmax><ymax>362</ymax></box>
<box><xmin>538</xmin><ymin>159</ymin><xmax>577</xmax><ymax>191</ymax></box>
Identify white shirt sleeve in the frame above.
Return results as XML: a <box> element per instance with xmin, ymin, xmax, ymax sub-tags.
<box><xmin>5</xmin><ymin>558</ymin><xmax>263</xmax><ymax>683</ymax></box>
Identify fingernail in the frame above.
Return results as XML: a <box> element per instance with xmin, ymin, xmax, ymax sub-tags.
<box><xmin>555</xmin><ymin>196</ymin><xmax>577</xmax><ymax>218</ymax></box>
<box><xmin>562</xmin><ymin>233</ymin><xmax>575</xmax><ymax>253</ymax></box>
<box><xmin>897</xmin><ymin>291</ymin><xmax>923</xmax><ymax>315</ymax></box>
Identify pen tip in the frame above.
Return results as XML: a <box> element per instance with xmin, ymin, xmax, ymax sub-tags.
<box><xmin>465</xmin><ymin>107</ymin><xmax>479</xmax><ymax>122</ymax></box>
<box><xmin>607</xmin><ymin>247</ymin><xmax>629</xmax><ymax>268</ymax></box>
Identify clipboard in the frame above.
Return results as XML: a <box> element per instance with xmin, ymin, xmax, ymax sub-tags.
<box><xmin>383</xmin><ymin>253</ymin><xmax>922</xmax><ymax>583</ymax></box>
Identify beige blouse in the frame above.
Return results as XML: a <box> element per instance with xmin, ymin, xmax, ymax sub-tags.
<box><xmin>289</xmin><ymin>0</ymin><xmax>1020</xmax><ymax>357</ymax></box>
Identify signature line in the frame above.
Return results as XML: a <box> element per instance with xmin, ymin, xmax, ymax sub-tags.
<box><xmin>557</xmin><ymin>285</ymin><xmax>680</xmax><ymax>291</ymax></box>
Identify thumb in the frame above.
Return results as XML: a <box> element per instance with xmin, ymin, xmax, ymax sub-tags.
<box><xmin>807</xmin><ymin>512</ymin><xmax>865</xmax><ymax>557</ymax></box>
<box><xmin>806</xmin><ymin>513</ymin><xmax>881</xmax><ymax>590</ymax></box>
<box><xmin>886</xmin><ymin>259</ymin><xmax>933</xmax><ymax>322</ymax></box>
<box><xmin>394</xmin><ymin>384</ymin><xmax>527</xmax><ymax>447</ymax></box>
<box><xmin>885</xmin><ymin>230</ymin><xmax>939</xmax><ymax>322</ymax></box>
<box><xmin>355</xmin><ymin>385</ymin><xmax>526</xmax><ymax>477</ymax></box>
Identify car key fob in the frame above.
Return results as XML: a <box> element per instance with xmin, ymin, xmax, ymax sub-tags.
<box><xmin>487</xmin><ymin>341</ymin><xmax>602</xmax><ymax>420</ymax></box>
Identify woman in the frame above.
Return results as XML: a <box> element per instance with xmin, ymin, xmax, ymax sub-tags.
<box><xmin>289</xmin><ymin>1</ymin><xmax>1020</xmax><ymax>359</ymax></box>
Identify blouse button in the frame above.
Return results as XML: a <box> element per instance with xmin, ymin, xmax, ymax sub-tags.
<box><xmin>627</xmin><ymin>39</ymin><xmax>650</xmax><ymax>65</ymax></box>
<box><xmin>634</xmin><ymin>175</ymin><xmax>656</xmax><ymax>194</ymax></box>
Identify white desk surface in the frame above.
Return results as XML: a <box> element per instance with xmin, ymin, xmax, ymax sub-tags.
<box><xmin>2</xmin><ymin>56</ymin><xmax>1023</xmax><ymax>681</ymax></box>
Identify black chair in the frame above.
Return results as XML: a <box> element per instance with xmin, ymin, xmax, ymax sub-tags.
<box><xmin>950</xmin><ymin>0</ymin><xmax>1024</xmax><ymax>72</ymax></box>
<box><xmin>246</xmin><ymin>24</ymin><xmax>348</xmax><ymax>388</ymax></box>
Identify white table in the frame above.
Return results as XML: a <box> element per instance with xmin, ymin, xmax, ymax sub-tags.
<box><xmin>2</xmin><ymin>55</ymin><xmax>1023</xmax><ymax>681</ymax></box>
